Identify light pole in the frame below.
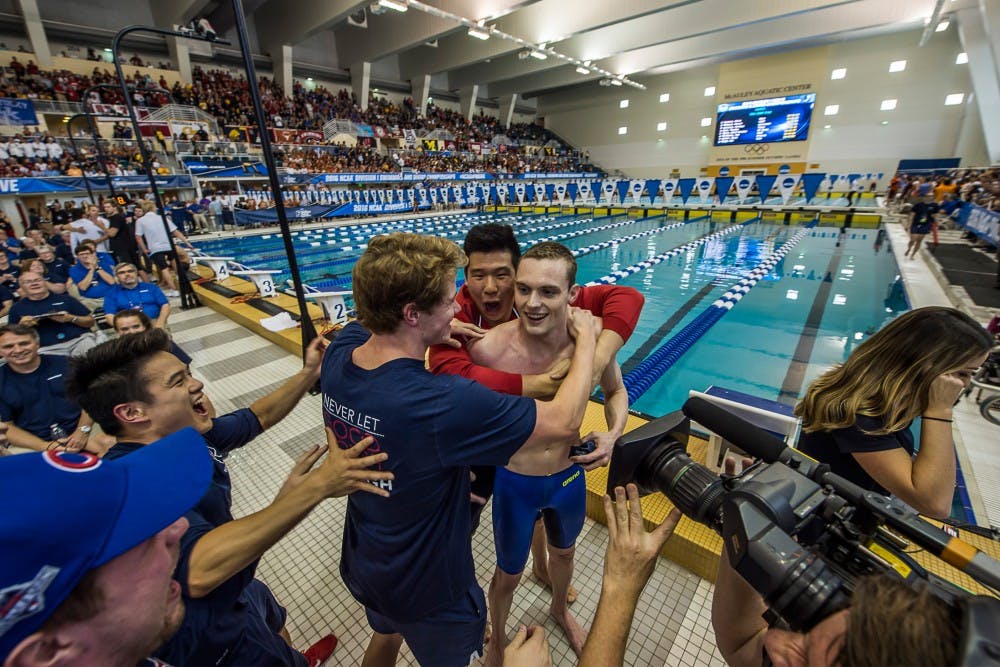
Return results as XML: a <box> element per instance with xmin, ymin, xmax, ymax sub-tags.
<box><xmin>110</xmin><ymin>25</ymin><xmax>221</xmax><ymax>310</ymax></box>
<box><xmin>228</xmin><ymin>0</ymin><xmax>319</xmax><ymax>354</ymax></box>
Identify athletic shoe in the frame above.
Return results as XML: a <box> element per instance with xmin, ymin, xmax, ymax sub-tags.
<box><xmin>302</xmin><ymin>633</ymin><xmax>338</xmax><ymax>667</ymax></box>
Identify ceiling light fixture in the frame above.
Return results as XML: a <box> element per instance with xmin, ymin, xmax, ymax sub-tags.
<box><xmin>467</xmin><ymin>25</ymin><xmax>490</xmax><ymax>40</ymax></box>
<box><xmin>575</xmin><ymin>66</ymin><xmax>589</xmax><ymax>74</ymax></box>
<box><xmin>377</xmin><ymin>0</ymin><xmax>408</xmax><ymax>12</ymax></box>
<box><xmin>401</xmin><ymin>0</ymin><xmax>646</xmax><ymax>89</ymax></box>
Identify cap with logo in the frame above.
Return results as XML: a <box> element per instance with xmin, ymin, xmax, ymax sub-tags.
<box><xmin>0</xmin><ymin>428</ymin><xmax>212</xmax><ymax>659</ymax></box>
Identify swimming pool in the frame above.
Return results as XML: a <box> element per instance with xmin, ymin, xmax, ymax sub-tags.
<box><xmin>193</xmin><ymin>211</ymin><xmax>904</xmax><ymax>417</ymax></box>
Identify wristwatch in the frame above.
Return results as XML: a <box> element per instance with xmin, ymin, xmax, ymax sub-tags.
<box><xmin>78</xmin><ymin>425</ymin><xmax>92</xmax><ymax>435</ymax></box>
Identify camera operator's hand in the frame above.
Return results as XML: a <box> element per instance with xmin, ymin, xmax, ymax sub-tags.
<box><xmin>579</xmin><ymin>484</ymin><xmax>681</xmax><ymax>667</ymax></box>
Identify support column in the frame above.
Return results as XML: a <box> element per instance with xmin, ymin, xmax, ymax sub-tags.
<box><xmin>351</xmin><ymin>61</ymin><xmax>371</xmax><ymax>111</ymax></box>
<box><xmin>410</xmin><ymin>74</ymin><xmax>431</xmax><ymax>117</ymax></box>
<box><xmin>459</xmin><ymin>85</ymin><xmax>479</xmax><ymax>121</ymax></box>
<box><xmin>166</xmin><ymin>36</ymin><xmax>192</xmax><ymax>84</ymax></box>
<box><xmin>979</xmin><ymin>0</ymin><xmax>1000</xmax><ymax>78</ymax></box>
<box><xmin>499</xmin><ymin>93</ymin><xmax>517</xmax><ymax>128</ymax></box>
<box><xmin>271</xmin><ymin>44</ymin><xmax>293</xmax><ymax>99</ymax></box>
<box><xmin>957</xmin><ymin>8</ymin><xmax>1000</xmax><ymax>164</ymax></box>
<box><xmin>15</xmin><ymin>0</ymin><xmax>51</xmax><ymax>67</ymax></box>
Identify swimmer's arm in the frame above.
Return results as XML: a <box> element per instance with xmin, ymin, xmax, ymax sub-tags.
<box><xmin>574</xmin><ymin>361</ymin><xmax>627</xmax><ymax>470</ymax></box>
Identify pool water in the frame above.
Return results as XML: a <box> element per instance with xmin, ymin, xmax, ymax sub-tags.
<box><xmin>196</xmin><ymin>213</ymin><xmax>977</xmax><ymax>522</ymax></box>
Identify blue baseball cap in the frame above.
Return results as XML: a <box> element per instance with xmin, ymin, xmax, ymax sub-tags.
<box><xmin>0</xmin><ymin>428</ymin><xmax>213</xmax><ymax>659</ymax></box>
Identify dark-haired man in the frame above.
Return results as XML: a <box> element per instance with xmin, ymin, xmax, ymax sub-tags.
<box><xmin>0</xmin><ymin>430</ymin><xmax>213</xmax><ymax>666</ymax></box>
<box><xmin>67</xmin><ymin>244</ymin><xmax>116</xmax><ymax>308</ymax></box>
<box><xmin>321</xmin><ymin>232</ymin><xmax>598</xmax><ymax>666</ymax></box>
<box><xmin>112</xmin><ymin>309</ymin><xmax>191</xmax><ymax>364</ymax></box>
<box><xmin>102</xmin><ymin>263</ymin><xmax>170</xmax><ymax>329</ymax></box>
<box><xmin>67</xmin><ymin>330</ymin><xmax>392</xmax><ymax>667</ymax></box>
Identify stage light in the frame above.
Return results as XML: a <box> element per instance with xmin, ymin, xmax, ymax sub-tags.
<box><xmin>377</xmin><ymin>0</ymin><xmax>408</xmax><ymax>12</ymax></box>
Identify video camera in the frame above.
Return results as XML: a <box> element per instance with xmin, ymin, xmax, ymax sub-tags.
<box><xmin>607</xmin><ymin>396</ymin><xmax>1000</xmax><ymax>664</ymax></box>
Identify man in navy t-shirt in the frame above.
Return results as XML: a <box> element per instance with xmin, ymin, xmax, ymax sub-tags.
<box><xmin>0</xmin><ymin>324</ymin><xmax>107</xmax><ymax>453</ymax></box>
<box><xmin>69</xmin><ymin>329</ymin><xmax>392</xmax><ymax>667</ymax></box>
<box><xmin>321</xmin><ymin>233</ymin><xmax>598</xmax><ymax>666</ymax></box>
<box><xmin>9</xmin><ymin>272</ymin><xmax>98</xmax><ymax>356</ymax></box>
<box><xmin>102</xmin><ymin>262</ymin><xmax>170</xmax><ymax>329</ymax></box>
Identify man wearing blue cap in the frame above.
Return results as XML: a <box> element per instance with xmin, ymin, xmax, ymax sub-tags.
<box><xmin>0</xmin><ymin>428</ymin><xmax>213</xmax><ymax>666</ymax></box>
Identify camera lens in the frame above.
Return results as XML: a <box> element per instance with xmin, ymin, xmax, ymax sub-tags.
<box><xmin>639</xmin><ymin>445</ymin><xmax>726</xmax><ymax>526</ymax></box>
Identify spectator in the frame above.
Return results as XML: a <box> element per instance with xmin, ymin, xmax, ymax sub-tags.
<box><xmin>8</xmin><ymin>272</ymin><xmax>99</xmax><ymax>356</ymax></box>
<box><xmin>0</xmin><ymin>431</ymin><xmax>212</xmax><ymax>664</ymax></box>
<box><xmin>68</xmin><ymin>243</ymin><xmax>117</xmax><ymax>307</ymax></box>
<box><xmin>34</xmin><ymin>244</ymin><xmax>69</xmax><ymax>294</ymax></box>
<box><xmin>103</xmin><ymin>262</ymin><xmax>170</xmax><ymax>329</ymax></box>
<box><xmin>113</xmin><ymin>308</ymin><xmax>192</xmax><ymax>364</ymax></box>
<box><xmin>0</xmin><ymin>324</ymin><xmax>110</xmax><ymax>453</ymax></box>
<box><xmin>135</xmin><ymin>200</ymin><xmax>188</xmax><ymax>297</ymax></box>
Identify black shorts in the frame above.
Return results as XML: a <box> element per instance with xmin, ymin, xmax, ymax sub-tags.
<box><xmin>150</xmin><ymin>250</ymin><xmax>176</xmax><ymax>270</ymax></box>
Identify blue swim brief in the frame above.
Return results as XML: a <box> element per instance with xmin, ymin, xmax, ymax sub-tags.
<box><xmin>492</xmin><ymin>464</ymin><xmax>586</xmax><ymax>575</ymax></box>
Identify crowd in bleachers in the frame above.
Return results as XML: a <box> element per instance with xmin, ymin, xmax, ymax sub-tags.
<box><xmin>2</xmin><ymin>57</ymin><xmax>585</xmax><ymax>177</ymax></box>
<box><xmin>889</xmin><ymin>168</ymin><xmax>1000</xmax><ymax>212</ymax></box>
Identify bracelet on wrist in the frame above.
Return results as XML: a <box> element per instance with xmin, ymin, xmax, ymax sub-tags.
<box><xmin>921</xmin><ymin>415</ymin><xmax>953</xmax><ymax>423</ymax></box>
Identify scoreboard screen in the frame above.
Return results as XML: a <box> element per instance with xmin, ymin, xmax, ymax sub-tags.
<box><xmin>714</xmin><ymin>93</ymin><xmax>815</xmax><ymax>147</ymax></box>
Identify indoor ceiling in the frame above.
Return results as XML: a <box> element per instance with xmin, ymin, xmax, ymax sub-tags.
<box><xmin>206</xmin><ymin>0</ymin><xmax>979</xmax><ymax>100</ymax></box>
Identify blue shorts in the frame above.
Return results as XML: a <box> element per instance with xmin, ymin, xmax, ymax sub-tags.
<box><xmin>365</xmin><ymin>584</ymin><xmax>486</xmax><ymax>667</ymax></box>
<box><xmin>493</xmin><ymin>464</ymin><xmax>586</xmax><ymax>575</ymax></box>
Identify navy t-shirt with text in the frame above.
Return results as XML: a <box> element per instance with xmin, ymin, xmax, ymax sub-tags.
<box><xmin>321</xmin><ymin>322</ymin><xmax>537</xmax><ymax>622</ymax></box>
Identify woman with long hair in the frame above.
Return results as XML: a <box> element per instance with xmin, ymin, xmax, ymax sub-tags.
<box><xmin>795</xmin><ymin>306</ymin><xmax>992</xmax><ymax>518</ymax></box>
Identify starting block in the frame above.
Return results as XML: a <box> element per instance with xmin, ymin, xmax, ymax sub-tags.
<box><xmin>688</xmin><ymin>386</ymin><xmax>801</xmax><ymax>472</ymax></box>
<box><xmin>304</xmin><ymin>290</ymin><xmax>351</xmax><ymax>325</ymax></box>
<box><xmin>194</xmin><ymin>256</ymin><xmax>235</xmax><ymax>281</ymax></box>
<box><xmin>231</xmin><ymin>269</ymin><xmax>282</xmax><ymax>298</ymax></box>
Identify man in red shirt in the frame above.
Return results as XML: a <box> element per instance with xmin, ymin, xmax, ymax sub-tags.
<box><xmin>428</xmin><ymin>223</ymin><xmax>644</xmax><ymax>600</ymax></box>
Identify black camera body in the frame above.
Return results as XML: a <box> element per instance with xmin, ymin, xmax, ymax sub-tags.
<box><xmin>607</xmin><ymin>397</ymin><xmax>1000</xmax><ymax>662</ymax></box>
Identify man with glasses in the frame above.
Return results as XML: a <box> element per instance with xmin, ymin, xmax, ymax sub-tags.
<box><xmin>68</xmin><ymin>244</ymin><xmax>117</xmax><ymax>310</ymax></box>
<box><xmin>103</xmin><ymin>262</ymin><xmax>170</xmax><ymax>330</ymax></box>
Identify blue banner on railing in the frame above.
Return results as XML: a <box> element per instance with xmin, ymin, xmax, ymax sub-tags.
<box><xmin>957</xmin><ymin>204</ymin><xmax>1000</xmax><ymax>246</ymax></box>
<box><xmin>255</xmin><ymin>172</ymin><xmax>603</xmax><ymax>185</ymax></box>
<box><xmin>0</xmin><ymin>175</ymin><xmax>194</xmax><ymax>195</ymax></box>
<box><xmin>233</xmin><ymin>204</ymin><xmax>351</xmax><ymax>225</ymax></box>
<box><xmin>0</xmin><ymin>98</ymin><xmax>38</xmax><ymax>125</ymax></box>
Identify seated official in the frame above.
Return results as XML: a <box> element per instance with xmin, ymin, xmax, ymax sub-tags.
<box><xmin>113</xmin><ymin>309</ymin><xmax>191</xmax><ymax>364</ymax></box>
<box><xmin>103</xmin><ymin>263</ymin><xmax>170</xmax><ymax>329</ymax></box>
<box><xmin>0</xmin><ymin>324</ymin><xmax>109</xmax><ymax>453</ymax></box>
<box><xmin>795</xmin><ymin>307</ymin><xmax>992</xmax><ymax>518</ymax></box>
<box><xmin>68</xmin><ymin>243</ymin><xmax>116</xmax><ymax>307</ymax></box>
<box><xmin>8</xmin><ymin>272</ymin><xmax>99</xmax><ymax>357</ymax></box>
<box><xmin>0</xmin><ymin>431</ymin><xmax>212</xmax><ymax>666</ymax></box>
